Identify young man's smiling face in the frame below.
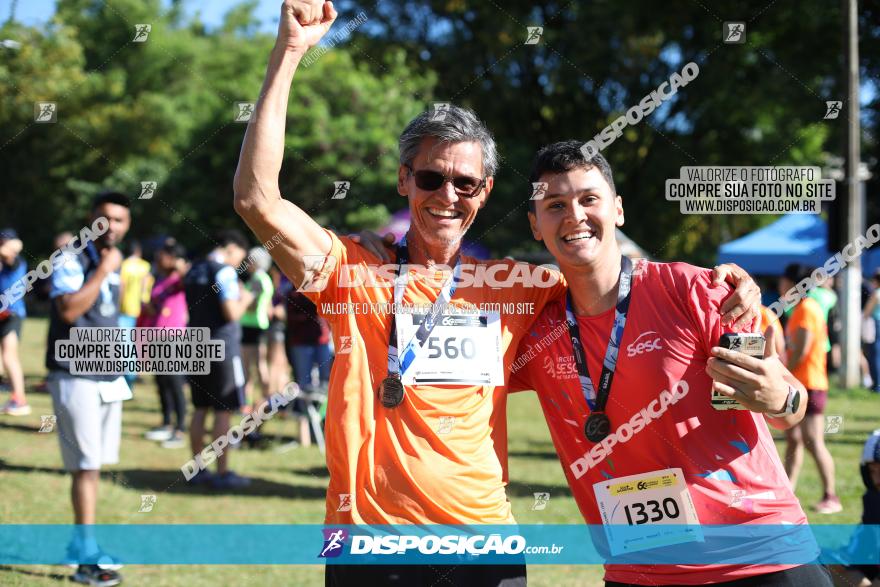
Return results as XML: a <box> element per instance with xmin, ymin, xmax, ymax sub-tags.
<box><xmin>528</xmin><ymin>165</ymin><xmax>624</xmax><ymax>270</ymax></box>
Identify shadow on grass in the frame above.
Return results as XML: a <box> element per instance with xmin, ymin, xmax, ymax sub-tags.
<box><xmin>0</xmin><ymin>565</ymin><xmax>67</xmax><ymax>583</ymax></box>
<box><xmin>0</xmin><ymin>459</ymin><xmax>327</xmax><ymax>499</ymax></box>
<box><xmin>0</xmin><ymin>420</ymin><xmax>42</xmax><ymax>433</ymax></box>
<box><xmin>508</xmin><ymin>449</ymin><xmax>560</xmax><ymax>460</ymax></box>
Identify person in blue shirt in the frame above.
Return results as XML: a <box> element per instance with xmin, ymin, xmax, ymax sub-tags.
<box><xmin>183</xmin><ymin>230</ymin><xmax>254</xmax><ymax>490</ymax></box>
<box><xmin>46</xmin><ymin>192</ymin><xmax>132</xmax><ymax>587</ymax></box>
<box><xmin>0</xmin><ymin>228</ymin><xmax>29</xmax><ymax>415</ymax></box>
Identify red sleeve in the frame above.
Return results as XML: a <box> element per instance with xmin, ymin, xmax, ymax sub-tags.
<box><xmin>680</xmin><ymin>266</ymin><xmax>758</xmax><ymax>357</ymax></box>
<box><xmin>507</xmin><ymin>335</ymin><xmax>537</xmax><ymax>393</ymax></box>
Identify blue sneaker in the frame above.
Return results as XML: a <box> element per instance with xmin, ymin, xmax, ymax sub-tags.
<box><xmin>187</xmin><ymin>469</ymin><xmax>215</xmax><ymax>485</ymax></box>
<box><xmin>210</xmin><ymin>471</ymin><xmax>251</xmax><ymax>490</ymax></box>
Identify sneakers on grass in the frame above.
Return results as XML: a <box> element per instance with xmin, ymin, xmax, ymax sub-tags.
<box><xmin>72</xmin><ymin>564</ymin><xmax>122</xmax><ymax>586</ymax></box>
<box><xmin>3</xmin><ymin>399</ymin><xmax>31</xmax><ymax>416</ymax></box>
<box><xmin>144</xmin><ymin>426</ymin><xmax>173</xmax><ymax>441</ymax></box>
<box><xmin>160</xmin><ymin>431</ymin><xmax>186</xmax><ymax>449</ymax></box>
<box><xmin>814</xmin><ymin>495</ymin><xmax>843</xmax><ymax>514</ymax></box>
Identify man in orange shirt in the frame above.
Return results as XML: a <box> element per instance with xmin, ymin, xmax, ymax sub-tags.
<box><xmin>233</xmin><ymin>2</ymin><xmax>760</xmax><ymax>585</ymax></box>
<box><xmin>781</xmin><ymin>263</ymin><xmax>841</xmax><ymax>514</ymax></box>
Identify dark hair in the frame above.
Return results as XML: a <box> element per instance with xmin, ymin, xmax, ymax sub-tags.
<box><xmin>527</xmin><ymin>140</ymin><xmax>616</xmax><ymax>212</ymax></box>
<box><xmin>91</xmin><ymin>191</ymin><xmax>131</xmax><ymax>212</ymax></box>
<box><xmin>159</xmin><ymin>237</ymin><xmax>186</xmax><ymax>259</ymax></box>
<box><xmin>783</xmin><ymin>263</ymin><xmax>812</xmax><ymax>284</ymax></box>
<box><xmin>215</xmin><ymin>229</ymin><xmax>249</xmax><ymax>251</ymax></box>
<box><xmin>873</xmin><ymin>270</ymin><xmax>880</xmax><ymax>285</ymax></box>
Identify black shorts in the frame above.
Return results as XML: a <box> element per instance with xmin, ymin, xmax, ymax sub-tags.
<box><xmin>606</xmin><ymin>563</ymin><xmax>832</xmax><ymax>586</ymax></box>
<box><xmin>241</xmin><ymin>326</ymin><xmax>267</xmax><ymax>346</ymax></box>
<box><xmin>325</xmin><ymin>563</ymin><xmax>526</xmax><ymax>587</ymax></box>
<box><xmin>0</xmin><ymin>314</ymin><xmax>22</xmax><ymax>339</ymax></box>
<box><xmin>188</xmin><ymin>355</ymin><xmax>245</xmax><ymax>411</ymax></box>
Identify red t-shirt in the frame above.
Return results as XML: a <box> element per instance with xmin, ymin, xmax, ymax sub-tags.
<box><xmin>510</xmin><ymin>260</ymin><xmax>808</xmax><ymax>585</ymax></box>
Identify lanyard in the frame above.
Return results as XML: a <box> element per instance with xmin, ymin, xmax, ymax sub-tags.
<box><xmin>565</xmin><ymin>256</ymin><xmax>633</xmax><ymax>414</ymax></box>
<box><xmin>386</xmin><ymin>237</ymin><xmax>463</xmax><ymax>379</ymax></box>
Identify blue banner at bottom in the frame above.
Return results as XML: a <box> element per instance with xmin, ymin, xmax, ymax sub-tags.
<box><xmin>1</xmin><ymin>524</ymin><xmax>878</xmax><ymax>565</ymax></box>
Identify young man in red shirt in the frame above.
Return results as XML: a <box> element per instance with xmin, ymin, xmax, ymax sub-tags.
<box><xmin>510</xmin><ymin>141</ymin><xmax>831</xmax><ymax>586</ymax></box>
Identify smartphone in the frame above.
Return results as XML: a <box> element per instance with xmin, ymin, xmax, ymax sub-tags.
<box><xmin>711</xmin><ymin>333</ymin><xmax>766</xmax><ymax>410</ymax></box>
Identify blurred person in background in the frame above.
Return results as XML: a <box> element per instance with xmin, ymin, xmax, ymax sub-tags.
<box><xmin>183</xmin><ymin>230</ymin><xmax>253</xmax><ymax>489</ymax></box>
<box><xmin>809</xmin><ymin>275</ymin><xmax>840</xmax><ymax>376</ymax></box>
<box><xmin>118</xmin><ymin>240</ymin><xmax>153</xmax><ymax>387</ymax></box>
<box><xmin>761</xmin><ymin>304</ymin><xmax>786</xmax><ymax>358</ymax></box>
<box><xmin>830</xmin><ymin>429</ymin><xmax>880</xmax><ymax>587</ymax></box>
<box><xmin>0</xmin><ymin>228</ymin><xmax>30</xmax><ymax>416</ymax></box>
<box><xmin>285</xmin><ymin>289</ymin><xmax>332</xmax><ymax>448</ymax></box>
<box><xmin>140</xmin><ymin>238</ymin><xmax>189</xmax><ymax>449</ymax></box>
<box><xmin>47</xmin><ymin>192</ymin><xmax>132</xmax><ymax>586</ymax></box>
<box><xmin>781</xmin><ymin>263</ymin><xmax>841</xmax><ymax>514</ymax></box>
<box><xmin>862</xmin><ymin>271</ymin><xmax>880</xmax><ymax>393</ymax></box>
<box><xmin>267</xmin><ymin>266</ymin><xmax>290</xmax><ymax>399</ymax></box>
<box><xmin>240</xmin><ymin>246</ymin><xmax>274</xmax><ymax>415</ymax></box>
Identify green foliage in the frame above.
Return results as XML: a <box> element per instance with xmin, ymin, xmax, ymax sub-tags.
<box><xmin>0</xmin><ymin>0</ymin><xmax>433</xmax><ymax>257</ymax></box>
<box><xmin>1</xmin><ymin>0</ymin><xmax>876</xmax><ymax>265</ymax></box>
<box><xmin>337</xmin><ymin>0</ymin><xmax>877</xmax><ymax>264</ymax></box>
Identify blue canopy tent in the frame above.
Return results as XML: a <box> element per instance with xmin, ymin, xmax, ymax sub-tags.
<box><xmin>717</xmin><ymin>214</ymin><xmax>880</xmax><ymax>276</ymax></box>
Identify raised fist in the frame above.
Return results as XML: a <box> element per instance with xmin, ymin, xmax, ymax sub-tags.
<box><xmin>276</xmin><ymin>0</ymin><xmax>337</xmax><ymax>56</ymax></box>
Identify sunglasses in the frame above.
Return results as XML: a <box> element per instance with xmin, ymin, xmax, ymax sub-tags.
<box><xmin>406</xmin><ymin>165</ymin><xmax>486</xmax><ymax>198</ymax></box>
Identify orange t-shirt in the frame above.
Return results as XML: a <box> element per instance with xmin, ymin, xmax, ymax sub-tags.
<box><xmin>785</xmin><ymin>297</ymin><xmax>828</xmax><ymax>390</ymax></box>
<box><xmin>303</xmin><ymin>231</ymin><xmax>565</xmax><ymax>524</ymax></box>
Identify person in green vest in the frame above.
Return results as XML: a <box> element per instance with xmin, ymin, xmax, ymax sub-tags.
<box><xmin>240</xmin><ymin>247</ymin><xmax>275</xmax><ymax>416</ymax></box>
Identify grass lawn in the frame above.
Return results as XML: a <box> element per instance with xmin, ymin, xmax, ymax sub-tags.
<box><xmin>0</xmin><ymin>318</ymin><xmax>875</xmax><ymax>586</ymax></box>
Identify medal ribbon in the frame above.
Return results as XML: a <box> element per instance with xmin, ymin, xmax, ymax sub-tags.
<box><xmin>565</xmin><ymin>256</ymin><xmax>634</xmax><ymax>413</ymax></box>
<box><xmin>386</xmin><ymin>236</ymin><xmax>463</xmax><ymax>378</ymax></box>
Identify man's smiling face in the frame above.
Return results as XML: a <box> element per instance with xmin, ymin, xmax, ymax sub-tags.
<box><xmin>398</xmin><ymin>137</ymin><xmax>493</xmax><ymax>251</ymax></box>
<box><xmin>528</xmin><ymin>166</ymin><xmax>623</xmax><ymax>270</ymax></box>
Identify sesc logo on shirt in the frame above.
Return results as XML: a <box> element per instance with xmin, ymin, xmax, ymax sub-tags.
<box><xmin>626</xmin><ymin>331</ymin><xmax>663</xmax><ymax>357</ymax></box>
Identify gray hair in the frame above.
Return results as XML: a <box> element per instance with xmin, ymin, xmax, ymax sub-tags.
<box><xmin>398</xmin><ymin>105</ymin><xmax>498</xmax><ymax>178</ymax></box>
